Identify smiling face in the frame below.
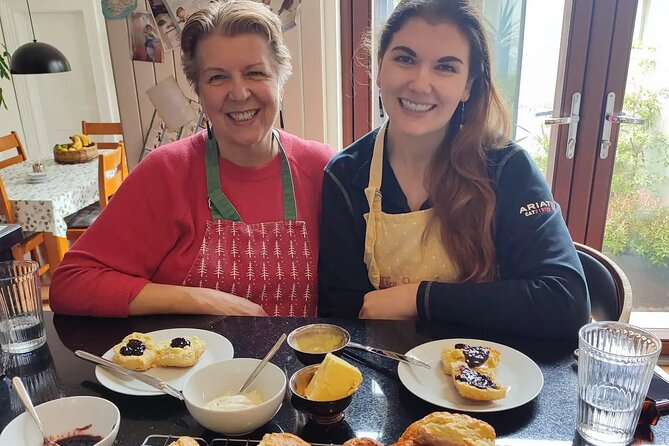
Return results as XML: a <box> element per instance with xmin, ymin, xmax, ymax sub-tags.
<box><xmin>377</xmin><ymin>17</ymin><xmax>472</xmax><ymax>146</ymax></box>
<box><xmin>196</xmin><ymin>33</ymin><xmax>281</xmax><ymax>155</ymax></box>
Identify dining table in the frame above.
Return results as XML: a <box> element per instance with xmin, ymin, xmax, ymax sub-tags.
<box><xmin>0</xmin><ymin>155</ymin><xmax>111</xmax><ymax>270</ymax></box>
<box><xmin>1</xmin><ymin>312</ymin><xmax>668</xmax><ymax>446</ymax></box>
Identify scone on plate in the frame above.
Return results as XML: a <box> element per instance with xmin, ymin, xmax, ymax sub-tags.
<box><xmin>258</xmin><ymin>433</ymin><xmax>311</xmax><ymax>446</ymax></box>
<box><xmin>451</xmin><ymin>362</ymin><xmax>507</xmax><ymax>401</ymax></box>
<box><xmin>441</xmin><ymin>343</ymin><xmax>500</xmax><ymax>376</ymax></box>
<box><xmin>112</xmin><ymin>332</ymin><xmax>157</xmax><ymax>371</ymax></box>
<box><xmin>169</xmin><ymin>437</ymin><xmax>200</xmax><ymax>446</ymax></box>
<box><xmin>394</xmin><ymin>412</ymin><xmax>495</xmax><ymax>446</ymax></box>
<box><xmin>156</xmin><ymin>336</ymin><xmax>207</xmax><ymax>367</ymax></box>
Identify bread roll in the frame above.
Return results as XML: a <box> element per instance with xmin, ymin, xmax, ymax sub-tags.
<box><xmin>258</xmin><ymin>433</ymin><xmax>311</xmax><ymax>446</ymax></box>
<box><xmin>343</xmin><ymin>438</ymin><xmax>385</xmax><ymax>446</ymax></box>
<box><xmin>394</xmin><ymin>412</ymin><xmax>495</xmax><ymax>446</ymax></box>
<box><xmin>168</xmin><ymin>436</ymin><xmax>200</xmax><ymax>446</ymax></box>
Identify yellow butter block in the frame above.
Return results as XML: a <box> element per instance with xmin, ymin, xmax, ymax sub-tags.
<box><xmin>304</xmin><ymin>353</ymin><xmax>362</xmax><ymax>401</ymax></box>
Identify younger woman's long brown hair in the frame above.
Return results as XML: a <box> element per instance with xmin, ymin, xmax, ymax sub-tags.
<box><xmin>378</xmin><ymin>0</ymin><xmax>511</xmax><ymax>282</ymax></box>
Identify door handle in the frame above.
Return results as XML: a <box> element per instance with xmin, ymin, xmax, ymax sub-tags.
<box><xmin>600</xmin><ymin>92</ymin><xmax>646</xmax><ymax>159</ymax></box>
<box><xmin>543</xmin><ymin>92</ymin><xmax>581</xmax><ymax>159</ymax></box>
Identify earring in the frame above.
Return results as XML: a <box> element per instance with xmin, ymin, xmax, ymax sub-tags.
<box><xmin>459</xmin><ymin>101</ymin><xmax>466</xmax><ymax>130</ymax></box>
<box><xmin>379</xmin><ymin>93</ymin><xmax>385</xmax><ymax>118</ymax></box>
<box><xmin>206</xmin><ymin>119</ymin><xmax>213</xmax><ymax>140</ymax></box>
<box><xmin>279</xmin><ymin>109</ymin><xmax>285</xmax><ymax>129</ymax></box>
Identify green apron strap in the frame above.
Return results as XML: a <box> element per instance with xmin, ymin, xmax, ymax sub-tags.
<box><xmin>275</xmin><ymin>130</ymin><xmax>297</xmax><ymax>221</ymax></box>
<box><xmin>205</xmin><ymin>130</ymin><xmax>297</xmax><ymax>221</ymax></box>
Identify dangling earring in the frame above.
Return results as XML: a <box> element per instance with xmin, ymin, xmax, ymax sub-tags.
<box><xmin>379</xmin><ymin>93</ymin><xmax>385</xmax><ymax>118</ymax></box>
<box><xmin>459</xmin><ymin>101</ymin><xmax>466</xmax><ymax>130</ymax></box>
<box><xmin>279</xmin><ymin>109</ymin><xmax>285</xmax><ymax>129</ymax></box>
<box><xmin>206</xmin><ymin>119</ymin><xmax>213</xmax><ymax>140</ymax></box>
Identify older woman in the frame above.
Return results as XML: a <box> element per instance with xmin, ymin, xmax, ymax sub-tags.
<box><xmin>50</xmin><ymin>0</ymin><xmax>333</xmax><ymax>317</ymax></box>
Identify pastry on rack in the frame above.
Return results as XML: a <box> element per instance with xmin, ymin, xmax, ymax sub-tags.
<box><xmin>156</xmin><ymin>336</ymin><xmax>207</xmax><ymax>367</ymax></box>
<box><xmin>343</xmin><ymin>438</ymin><xmax>385</xmax><ymax>446</ymax></box>
<box><xmin>441</xmin><ymin>343</ymin><xmax>500</xmax><ymax>376</ymax></box>
<box><xmin>451</xmin><ymin>362</ymin><xmax>507</xmax><ymax>401</ymax></box>
<box><xmin>111</xmin><ymin>332</ymin><xmax>157</xmax><ymax>371</ymax></box>
<box><xmin>168</xmin><ymin>437</ymin><xmax>200</xmax><ymax>446</ymax></box>
<box><xmin>393</xmin><ymin>412</ymin><xmax>495</xmax><ymax>446</ymax></box>
<box><xmin>258</xmin><ymin>433</ymin><xmax>311</xmax><ymax>446</ymax></box>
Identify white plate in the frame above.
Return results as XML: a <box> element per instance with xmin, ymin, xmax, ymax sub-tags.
<box><xmin>95</xmin><ymin>328</ymin><xmax>234</xmax><ymax>396</ymax></box>
<box><xmin>397</xmin><ymin>338</ymin><xmax>543</xmax><ymax>412</ymax></box>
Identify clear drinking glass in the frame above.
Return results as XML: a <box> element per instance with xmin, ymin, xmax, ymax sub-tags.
<box><xmin>577</xmin><ymin>321</ymin><xmax>661</xmax><ymax>446</ymax></box>
<box><xmin>0</xmin><ymin>260</ymin><xmax>46</xmax><ymax>353</ymax></box>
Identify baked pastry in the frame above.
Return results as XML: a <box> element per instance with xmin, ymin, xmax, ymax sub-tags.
<box><xmin>258</xmin><ymin>433</ymin><xmax>311</xmax><ymax>446</ymax></box>
<box><xmin>343</xmin><ymin>438</ymin><xmax>385</xmax><ymax>446</ymax></box>
<box><xmin>441</xmin><ymin>344</ymin><xmax>500</xmax><ymax>376</ymax></box>
<box><xmin>451</xmin><ymin>363</ymin><xmax>507</xmax><ymax>401</ymax></box>
<box><xmin>394</xmin><ymin>412</ymin><xmax>495</xmax><ymax>446</ymax></box>
<box><xmin>112</xmin><ymin>332</ymin><xmax>157</xmax><ymax>371</ymax></box>
<box><xmin>156</xmin><ymin>336</ymin><xmax>207</xmax><ymax>367</ymax></box>
<box><xmin>168</xmin><ymin>437</ymin><xmax>200</xmax><ymax>446</ymax></box>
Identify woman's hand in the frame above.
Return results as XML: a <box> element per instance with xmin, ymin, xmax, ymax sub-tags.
<box><xmin>195</xmin><ymin>287</ymin><xmax>269</xmax><ymax>316</ymax></box>
<box><xmin>359</xmin><ymin>283</ymin><xmax>419</xmax><ymax>320</ymax></box>
<box><xmin>130</xmin><ymin>283</ymin><xmax>269</xmax><ymax>316</ymax></box>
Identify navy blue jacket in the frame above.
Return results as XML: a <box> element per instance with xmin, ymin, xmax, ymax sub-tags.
<box><xmin>318</xmin><ymin>128</ymin><xmax>590</xmax><ymax>339</ymax></box>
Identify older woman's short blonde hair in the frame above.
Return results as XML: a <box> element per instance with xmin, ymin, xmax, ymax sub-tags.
<box><xmin>181</xmin><ymin>0</ymin><xmax>292</xmax><ymax>93</ymax></box>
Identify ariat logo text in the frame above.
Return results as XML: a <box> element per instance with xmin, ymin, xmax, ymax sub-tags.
<box><xmin>519</xmin><ymin>200</ymin><xmax>557</xmax><ymax>217</ymax></box>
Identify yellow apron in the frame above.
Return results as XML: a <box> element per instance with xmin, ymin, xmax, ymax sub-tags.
<box><xmin>363</xmin><ymin>121</ymin><xmax>458</xmax><ymax>289</ymax></box>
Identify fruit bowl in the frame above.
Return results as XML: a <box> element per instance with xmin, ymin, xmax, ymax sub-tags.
<box><xmin>54</xmin><ymin>142</ymin><xmax>98</xmax><ymax>164</ymax></box>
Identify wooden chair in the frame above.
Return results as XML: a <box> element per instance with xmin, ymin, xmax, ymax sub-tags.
<box><xmin>575</xmin><ymin>242</ymin><xmax>633</xmax><ymax>323</ymax></box>
<box><xmin>0</xmin><ymin>131</ymin><xmax>28</xmax><ymax>169</ymax></box>
<box><xmin>65</xmin><ymin>143</ymin><xmax>127</xmax><ymax>241</ymax></box>
<box><xmin>81</xmin><ymin>121</ymin><xmax>128</xmax><ymax>178</ymax></box>
<box><xmin>0</xmin><ymin>178</ymin><xmax>50</xmax><ymax>276</ymax></box>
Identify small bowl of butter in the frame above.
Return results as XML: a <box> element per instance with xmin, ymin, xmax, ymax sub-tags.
<box><xmin>289</xmin><ymin>353</ymin><xmax>362</xmax><ymax>424</ymax></box>
<box><xmin>287</xmin><ymin>323</ymin><xmax>350</xmax><ymax>365</ymax></box>
<box><xmin>182</xmin><ymin>358</ymin><xmax>286</xmax><ymax>435</ymax></box>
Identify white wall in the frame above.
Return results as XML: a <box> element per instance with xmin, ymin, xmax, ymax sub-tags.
<box><xmin>1</xmin><ymin>0</ymin><xmax>342</xmax><ymax>168</ymax></box>
<box><xmin>107</xmin><ymin>0</ymin><xmax>342</xmax><ymax>169</ymax></box>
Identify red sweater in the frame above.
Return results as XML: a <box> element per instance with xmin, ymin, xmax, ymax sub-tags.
<box><xmin>50</xmin><ymin>130</ymin><xmax>334</xmax><ymax>317</ymax></box>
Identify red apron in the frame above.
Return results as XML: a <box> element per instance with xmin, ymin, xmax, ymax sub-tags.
<box><xmin>183</xmin><ymin>130</ymin><xmax>316</xmax><ymax>317</ymax></box>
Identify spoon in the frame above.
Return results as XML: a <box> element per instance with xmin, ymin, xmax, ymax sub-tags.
<box><xmin>237</xmin><ymin>333</ymin><xmax>286</xmax><ymax>394</ymax></box>
<box><xmin>12</xmin><ymin>377</ymin><xmax>60</xmax><ymax>446</ymax></box>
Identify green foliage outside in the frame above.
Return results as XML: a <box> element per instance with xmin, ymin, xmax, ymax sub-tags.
<box><xmin>0</xmin><ymin>45</ymin><xmax>10</xmax><ymax>109</ymax></box>
<box><xmin>522</xmin><ymin>46</ymin><xmax>669</xmax><ymax>266</ymax></box>
<box><xmin>603</xmin><ymin>55</ymin><xmax>669</xmax><ymax>265</ymax></box>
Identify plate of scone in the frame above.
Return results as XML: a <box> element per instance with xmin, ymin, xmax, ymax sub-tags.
<box><xmin>95</xmin><ymin>328</ymin><xmax>234</xmax><ymax>396</ymax></box>
<box><xmin>397</xmin><ymin>338</ymin><xmax>543</xmax><ymax>412</ymax></box>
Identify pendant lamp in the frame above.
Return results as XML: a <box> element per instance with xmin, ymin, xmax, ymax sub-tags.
<box><xmin>9</xmin><ymin>0</ymin><xmax>71</xmax><ymax>75</ymax></box>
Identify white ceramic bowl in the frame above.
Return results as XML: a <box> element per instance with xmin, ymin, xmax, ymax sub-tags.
<box><xmin>182</xmin><ymin>358</ymin><xmax>286</xmax><ymax>435</ymax></box>
<box><xmin>0</xmin><ymin>395</ymin><xmax>120</xmax><ymax>446</ymax></box>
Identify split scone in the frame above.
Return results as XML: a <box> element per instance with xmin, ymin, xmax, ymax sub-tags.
<box><xmin>393</xmin><ymin>412</ymin><xmax>495</xmax><ymax>446</ymax></box>
<box><xmin>156</xmin><ymin>336</ymin><xmax>207</xmax><ymax>367</ymax></box>
<box><xmin>112</xmin><ymin>332</ymin><xmax>157</xmax><ymax>371</ymax></box>
<box><xmin>258</xmin><ymin>433</ymin><xmax>311</xmax><ymax>446</ymax></box>
<box><xmin>451</xmin><ymin>362</ymin><xmax>507</xmax><ymax>401</ymax></box>
<box><xmin>441</xmin><ymin>343</ymin><xmax>500</xmax><ymax>376</ymax></box>
<box><xmin>168</xmin><ymin>437</ymin><xmax>200</xmax><ymax>446</ymax></box>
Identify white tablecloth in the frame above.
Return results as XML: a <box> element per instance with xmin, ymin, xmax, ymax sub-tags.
<box><xmin>0</xmin><ymin>157</ymin><xmax>105</xmax><ymax>237</ymax></box>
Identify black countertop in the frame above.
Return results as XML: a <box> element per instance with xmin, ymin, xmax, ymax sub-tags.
<box><xmin>1</xmin><ymin>313</ymin><xmax>667</xmax><ymax>445</ymax></box>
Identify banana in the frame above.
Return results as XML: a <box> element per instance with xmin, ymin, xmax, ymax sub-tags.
<box><xmin>69</xmin><ymin>135</ymin><xmax>83</xmax><ymax>150</ymax></box>
<box><xmin>78</xmin><ymin>134</ymin><xmax>92</xmax><ymax>146</ymax></box>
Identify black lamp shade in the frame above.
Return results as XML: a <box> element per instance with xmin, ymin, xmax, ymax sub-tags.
<box><xmin>9</xmin><ymin>41</ymin><xmax>71</xmax><ymax>74</ymax></box>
